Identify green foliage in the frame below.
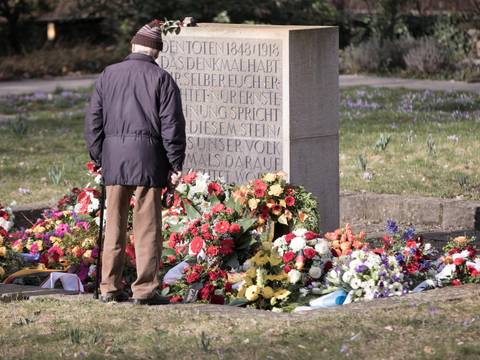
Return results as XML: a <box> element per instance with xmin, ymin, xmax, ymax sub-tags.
<box><xmin>374</xmin><ymin>133</ymin><xmax>392</xmax><ymax>152</ymax></box>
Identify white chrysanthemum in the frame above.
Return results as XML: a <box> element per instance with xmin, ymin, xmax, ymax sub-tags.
<box><xmin>293</xmin><ymin>228</ymin><xmax>308</xmax><ymax>237</ymax></box>
<box><xmin>290</xmin><ymin>237</ymin><xmax>307</xmax><ymax>252</ymax></box>
<box><xmin>314</xmin><ymin>239</ymin><xmax>330</xmax><ymax>255</ymax></box>
<box><xmin>288</xmin><ymin>269</ymin><xmax>302</xmax><ymax>284</ymax></box>
<box><xmin>308</xmin><ymin>266</ymin><xmax>322</xmax><ymax>279</ymax></box>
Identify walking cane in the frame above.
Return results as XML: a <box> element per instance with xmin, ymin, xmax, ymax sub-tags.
<box><xmin>94</xmin><ymin>179</ymin><xmax>106</xmax><ymax>300</ymax></box>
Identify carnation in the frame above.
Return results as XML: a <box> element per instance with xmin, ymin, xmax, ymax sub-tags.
<box><xmin>290</xmin><ymin>237</ymin><xmax>306</xmax><ymax>252</ymax></box>
<box><xmin>315</xmin><ymin>239</ymin><xmax>330</xmax><ymax>255</ymax></box>
<box><xmin>308</xmin><ymin>266</ymin><xmax>322</xmax><ymax>279</ymax></box>
<box><xmin>288</xmin><ymin>269</ymin><xmax>302</xmax><ymax>284</ymax></box>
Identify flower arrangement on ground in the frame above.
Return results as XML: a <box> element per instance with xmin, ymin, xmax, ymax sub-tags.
<box><xmin>436</xmin><ymin>236</ymin><xmax>480</xmax><ymax>286</ymax></box>
<box><xmin>326</xmin><ymin>249</ymin><xmax>407</xmax><ymax>302</ymax></box>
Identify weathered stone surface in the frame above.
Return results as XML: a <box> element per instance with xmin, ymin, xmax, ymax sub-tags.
<box><xmin>364</xmin><ymin>193</ymin><xmax>443</xmax><ymax>226</ymax></box>
<box><xmin>442</xmin><ymin>200</ymin><xmax>480</xmax><ymax>230</ymax></box>
<box><xmin>340</xmin><ymin>192</ymin><xmax>366</xmax><ymax>223</ymax></box>
<box><xmin>159</xmin><ymin>24</ymin><xmax>340</xmax><ymax>231</ymax></box>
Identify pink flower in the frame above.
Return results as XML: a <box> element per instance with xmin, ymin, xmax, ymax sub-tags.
<box><xmin>214</xmin><ymin>221</ymin><xmax>230</xmax><ymax>234</ymax></box>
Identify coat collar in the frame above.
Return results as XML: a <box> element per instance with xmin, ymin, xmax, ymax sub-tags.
<box><xmin>124</xmin><ymin>53</ymin><xmax>158</xmax><ymax>64</ymax></box>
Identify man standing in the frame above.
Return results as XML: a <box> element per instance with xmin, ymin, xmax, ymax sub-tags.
<box><xmin>84</xmin><ymin>20</ymin><xmax>186</xmax><ymax>305</ymax></box>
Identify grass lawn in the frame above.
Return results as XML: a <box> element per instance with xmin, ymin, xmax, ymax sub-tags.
<box><xmin>0</xmin><ymin>86</ymin><xmax>479</xmax><ymax>206</ymax></box>
<box><xmin>0</xmin><ymin>284</ymin><xmax>479</xmax><ymax>359</ymax></box>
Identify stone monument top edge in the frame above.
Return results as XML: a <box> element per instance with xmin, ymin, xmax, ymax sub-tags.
<box><xmin>162</xmin><ymin>23</ymin><xmax>337</xmax><ymax>37</ymax></box>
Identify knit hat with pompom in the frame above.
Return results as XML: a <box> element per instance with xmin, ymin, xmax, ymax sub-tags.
<box><xmin>131</xmin><ymin>20</ymin><xmax>164</xmax><ymax>51</ymax></box>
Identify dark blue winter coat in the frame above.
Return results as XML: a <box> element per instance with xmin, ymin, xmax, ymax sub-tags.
<box><xmin>84</xmin><ymin>52</ymin><xmax>186</xmax><ymax>188</ymax></box>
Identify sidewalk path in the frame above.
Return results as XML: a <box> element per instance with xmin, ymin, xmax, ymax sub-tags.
<box><xmin>0</xmin><ymin>75</ymin><xmax>98</xmax><ymax>96</ymax></box>
<box><xmin>1</xmin><ymin>73</ymin><xmax>480</xmax><ymax>96</ymax></box>
<box><xmin>340</xmin><ymin>74</ymin><xmax>480</xmax><ymax>93</ymax></box>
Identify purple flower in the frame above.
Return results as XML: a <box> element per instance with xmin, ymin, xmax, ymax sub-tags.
<box><xmin>403</xmin><ymin>227</ymin><xmax>415</xmax><ymax>241</ymax></box>
<box><xmin>386</xmin><ymin>220</ymin><xmax>398</xmax><ymax>235</ymax></box>
<box><xmin>355</xmin><ymin>264</ymin><xmax>368</xmax><ymax>273</ymax></box>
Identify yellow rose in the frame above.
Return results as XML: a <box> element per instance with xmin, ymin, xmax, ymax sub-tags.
<box><xmin>262</xmin><ymin>286</ymin><xmax>274</xmax><ymax>299</ymax></box>
<box><xmin>0</xmin><ymin>266</ymin><xmax>5</xmax><ymax>278</ymax></box>
<box><xmin>246</xmin><ymin>267</ymin><xmax>257</xmax><ymax>279</ymax></box>
<box><xmin>245</xmin><ymin>285</ymin><xmax>260</xmax><ymax>301</ymax></box>
<box><xmin>0</xmin><ymin>235</ymin><xmax>4</xmax><ymax>246</ymax></box>
<box><xmin>279</xmin><ymin>199</ymin><xmax>286</xmax><ymax>207</ymax></box>
<box><xmin>0</xmin><ymin>246</ymin><xmax>7</xmax><ymax>257</ymax></box>
<box><xmin>248</xmin><ymin>198</ymin><xmax>260</xmax><ymax>210</ymax></box>
<box><xmin>263</xmin><ymin>173</ymin><xmax>277</xmax><ymax>183</ymax></box>
<box><xmin>268</xmin><ymin>184</ymin><xmax>283</xmax><ymax>197</ymax></box>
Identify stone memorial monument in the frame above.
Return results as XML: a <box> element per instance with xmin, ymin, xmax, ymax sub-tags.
<box><xmin>158</xmin><ymin>23</ymin><xmax>339</xmax><ymax>231</ymax></box>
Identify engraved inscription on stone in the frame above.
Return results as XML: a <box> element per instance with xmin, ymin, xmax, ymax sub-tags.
<box><xmin>159</xmin><ymin>37</ymin><xmax>283</xmax><ymax>183</ymax></box>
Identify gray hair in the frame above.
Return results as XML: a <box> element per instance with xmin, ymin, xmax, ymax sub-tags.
<box><xmin>131</xmin><ymin>43</ymin><xmax>159</xmax><ymax>58</ymax></box>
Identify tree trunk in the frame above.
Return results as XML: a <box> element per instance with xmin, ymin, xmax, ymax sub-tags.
<box><xmin>6</xmin><ymin>15</ymin><xmax>21</xmax><ymax>54</ymax></box>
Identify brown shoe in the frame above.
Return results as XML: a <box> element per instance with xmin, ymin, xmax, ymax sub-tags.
<box><xmin>133</xmin><ymin>289</ymin><xmax>170</xmax><ymax>305</ymax></box>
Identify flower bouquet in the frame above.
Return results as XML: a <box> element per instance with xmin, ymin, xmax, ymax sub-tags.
<box><xmin>326</xmin><ymin>249</ymin><xmax>407</xmax><ymax>302</ymax></box>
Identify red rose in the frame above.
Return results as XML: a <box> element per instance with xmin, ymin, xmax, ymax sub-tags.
<box><xmin>283</xmin><ymin>251</ymin><xmax>295</xmax><ymax>264</ymax></box>
<box><xmin>214</xmin><ymin>220</ymin><xmax>230</xmax><ymax>234</ymax></box>
<box><xmin>284</xmin><ymin>265</ymin><xmax>292</xmax><ymax>273</ymax></box>
<box><xmin>285</xmin><ymin>196</ymin><xmax>295</xmax><ymax>207</ymax></box>
<box><xmin>186</xmin><ymin>272</ymin><xmax>200</xmax><ymax>284</ymax></box>
<box><xmin>229</xmin><ymin>223</ymin><xmax>241</xmax><ymax>234</ymax></box>
<box><xmin>285</xmin><ymin>233</ymin><xmax>295</xmax><ymax>244</ymax></box>
<box><xmin>471</xmin><ymin>269</ymin><xmax>479</xmax><ymax>277</ymax></box>
<box><xmin>189</xmin><ymin>236</ymin><xmax>204</xmax><ymax>255</ymax></box>
<box><xmin>167</xmin><ymin>255</ymin><xmax>176</xmax><ymax>264</ymax></box>
<box><xmin>208</xmin><ymin>182</ymin><xmax>223</xmax><ymax>196</ymax></box>
<box><xmin>193</xmin><ymin>264</ymin><xmax>204</xmax><ymax>272</ymax></box>
<box><xmin>454</xmin><ymin>257</ymin><xmax>464</xmax><ymax>266</ymax></box>
<box><xmin>199</xmin><ymin>283</ymin><xmax>214</xmax><ymax>300</ymax></box>
<box><xmin>304</xmin><ymin>232</ymin><xmax>320</xmax><ymax>240</ymax></box>
<box><xmin>170</xmin><ymin>295</ymin><xmax>183</xmax><ymax>303</ymax></box>
<box><xmin>224</xmin><ymin>282</ymin><xmax>233</xmax><ymax>293</ymax></box>
<box><xmin>303</xmin><ymin>248</ymin><xmax>316</xmax><ymax>259</ymax></box>
<box><xmin>208</xmin><ymin>272</ymin><xmax>219</xmax><ymax>281</ymax></box>
<box><xmin>206</xmin><ymin>246</ymin><xmax>219</xmax><ymax>257</ymax></box>
<box><xmin>451</xmin><ymin>279</ymin><xmax>461</xmax><ymax>286</ymax></box>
